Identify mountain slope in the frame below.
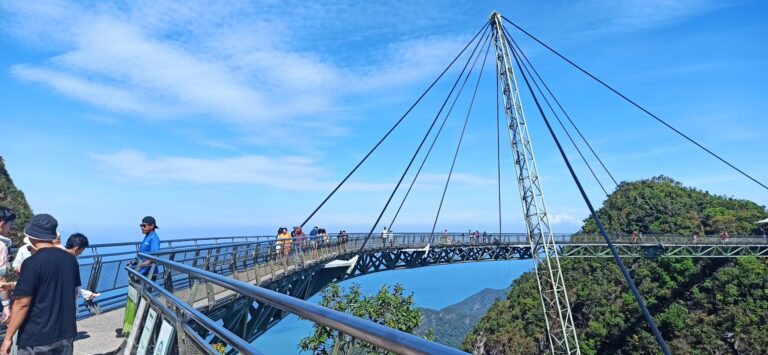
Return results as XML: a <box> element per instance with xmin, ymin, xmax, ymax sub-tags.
<box><xmin>0</xmin><ymin>156</ymin><xmax>33</xmax><ymax>245</ymax></box>
<box><xmin>416</xmin><ymin>287</ymin><xmax>509</xmax><ymax>348</ymax></box>
<box><xmin>463</xmin><ymin>177</ymin><xmax>768</xmax><ymax>354</ymax></box>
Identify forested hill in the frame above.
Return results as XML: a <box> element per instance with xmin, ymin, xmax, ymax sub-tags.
<box><xmin>415</xmin><ymin>287</ymin><xmax>509</xmax><ymax>348</ymax></box>
<box><xmin>0</xmin><ymin>156</ymin><xmax>33</xmax><ymax>245</ymax></box>
<box><xmin>463</xmin><ymin>177</ymin><xmax>768</xmax><ymax>354</ymax></box>
<box><xmin>580</xmin><ymin>175</ymin><xmax>766</xmax><ymax>235</ymax></box>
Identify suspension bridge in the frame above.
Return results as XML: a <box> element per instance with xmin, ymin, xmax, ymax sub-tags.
<box><xmin>44</xmin><ymin>11</ymin><xmax>768</xmax><ymax>354</ymax></box>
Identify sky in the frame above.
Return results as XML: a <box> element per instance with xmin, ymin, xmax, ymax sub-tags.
<box><xmin>1</xmin><ymin>0</ymin><xmax>767</xmax><ymax>243</ymax></box>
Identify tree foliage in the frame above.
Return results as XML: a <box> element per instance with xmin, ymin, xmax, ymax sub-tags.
<box><xmin>579</xmin><ymin>176</ymin><xmax>767</xmax><ymax>235</ymax></box>
<box><xmin>464</xmin><ymin>177</ymin><xmax>768</xmax><ymax>354</ymax></box>
<box><xmin>0</xmin><ymin>156</ymin><xmax>33</xmax><ymax>245</ymax></box>
<box><xmin>464</xmin><ymin>257</ymin><xmax>768</xmax><ymax>354</ymax></box>
<box><xmin>299</xmin><ymin>283</ymin><xmax>422</xmax><ymax>354</ymax></box>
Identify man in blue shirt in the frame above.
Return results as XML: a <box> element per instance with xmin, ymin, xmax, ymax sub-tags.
<box><xmin>138</xmin><ymin>216</ymin><xmax>160</xmax><ymax>278</ymax></box>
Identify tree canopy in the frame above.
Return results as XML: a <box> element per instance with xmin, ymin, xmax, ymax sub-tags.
<box><xmin>580</xmin><ymin>175</ymin><xmax>767</xmax><ymax>235</ymax></box>
<box><xmin>464</xmin><ymin>176</ymin><xmax>768</xmax><ymax>354</ymax></box>
<box><xmin>0</xmin><ymin>156</ymin><xmax>33</xmax><ymax>245</ymax></box>
<box><xmin>299</xmin><ymin>283</ymin><xmax>422</xmax><ymax>354</ymax></box>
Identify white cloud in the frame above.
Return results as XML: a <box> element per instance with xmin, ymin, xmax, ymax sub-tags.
<box><xmin>1</xmin><ymin>0</ymin><xmax>469</xmax><ymax>142</ymax></box>
<box><xmin>570</xmin><ymin>0</ymin><xmax>728</xmax><ymax>36</ymax></box>
<box><xmin>547</xmin><ymin>213</ymin><xmax>581</xmax><ymax>225</ymax></box>
<box><xmin>89</xmin><ymin>150</ymin><xmax>495</xmax><ymax>192</ymax></box>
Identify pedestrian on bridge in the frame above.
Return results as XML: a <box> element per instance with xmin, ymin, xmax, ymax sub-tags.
<box><xmin>65</xmin><ymin>233</ymin><xmax>100</xmax><ymax>302</ymax></box>
<box><xmin>293</xmin><ymin>226</ymin><xmax>306</xmax><ymax>250</ymax></box>
<box><xmin>137</xmin><ymin>216</ymin><xmax>160</xmax><ymax>280</ymax></box>
<box><xmin>381</xmin><ymin>227</ymin><xmax>389</xmax><ymax>247</ymax></box>
<box><xmin>0</xmin><ymin>207</ymin><xmax>16</xmax><ymax>324</ymax></box>
<box><xmin>277</xmin><ymin>227</ymin><xmax>292</xmax><ymax>257</ymax></box>
<box><xmin>1</xmin><ymin>214</ymin><xmax>80</xmax><ymax>355</ymax></box>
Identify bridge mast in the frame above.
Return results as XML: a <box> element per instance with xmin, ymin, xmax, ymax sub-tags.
<box><xmin>490</xmin><ymin>12</ymin><xmax>580</xmax><ymax>354</ymax></box>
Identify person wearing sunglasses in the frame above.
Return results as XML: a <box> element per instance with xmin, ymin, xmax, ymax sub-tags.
<box><xmin>137</xmin><ymin>216</ymin><xmax>160</xmax><ymax>279</ymax></box>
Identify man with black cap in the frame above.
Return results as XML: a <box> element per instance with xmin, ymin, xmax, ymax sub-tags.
<box><xmin>138</xmin><ymin>216</ymin><xmax>160</xmax><ymax>278</ymax></box>
<box><xmin>1</xmin><ymin>214</ymin><xmax>80</xmax><ymax>355</ymax></box>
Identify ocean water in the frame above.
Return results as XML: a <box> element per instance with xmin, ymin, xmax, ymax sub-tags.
<box><xmin>251</xmin><ymin>260</ymin><xmax>534</xmax><ymax>353</ymax></box>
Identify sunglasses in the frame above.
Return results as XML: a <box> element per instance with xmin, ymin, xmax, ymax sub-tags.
<box><xmin>140</xmin><ymin>224</ymin><xmax>151</xmax><ymax>228</ymax></box>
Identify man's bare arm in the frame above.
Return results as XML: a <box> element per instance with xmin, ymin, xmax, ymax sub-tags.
<box><xmin>4</xmin><ymin>296</ymin><xmax>31</xmax><ymax>339</ymax></box>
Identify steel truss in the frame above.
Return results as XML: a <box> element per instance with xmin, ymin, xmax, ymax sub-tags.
<box><xmin>195</xmin><ymin>240</ymin><xmax>766</xmax><ymax>344</ymax></box>
<box><xmin>490</xmin><ymin>12</ymin><xmax>579</xmax><ymax>354</ymax></box>
<box><xmin>563</xmin><ymin>243</ymin><xmax>768</xmax><ymax>258</ymax></box>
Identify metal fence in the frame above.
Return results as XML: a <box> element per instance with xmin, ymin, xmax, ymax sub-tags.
<box><xmin>128</xmin><ymin>254</ymin><xmax>467</xmax><ymax>355</ymax></box>
<box><xmin>64</xmin><ymin>232</ymin><xmax>768</xmax><ymax>318</ymax></box>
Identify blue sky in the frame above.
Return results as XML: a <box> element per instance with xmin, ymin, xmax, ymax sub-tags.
<box><xmin>1</xmin><ymin>0</ymin><xmax>766</xmax><ymax>242</ymax></box>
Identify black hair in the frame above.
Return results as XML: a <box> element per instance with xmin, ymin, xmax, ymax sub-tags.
<box><xmin>0</xmin><ymin>207</ymin><xmax>16</xmax><ymax>223</ymax></box>
<box><xmin>66</xmin><ymin>232</ymin><xmax>90</xmax><ymax>249</ymax></box>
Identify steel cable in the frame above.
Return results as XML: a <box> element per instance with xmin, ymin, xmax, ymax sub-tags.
<box><xmin>505</xmin><ymin>30</ymin><xmax>672</xmax><ymax>355</ymax></box>
<box><xmin>299</xmin><ymin>20</ymin><xmax>491</xmax><ymax>229</ymax></box>
<box><xmin>502</xmin><ymin>16</ymin><xmax>768</xmax><ymax>192</ymax></box>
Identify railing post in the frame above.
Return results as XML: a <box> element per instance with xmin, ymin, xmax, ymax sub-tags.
<box><xmin>187</xmin><ymin>278</ymin><xmax>200</xmax><ymax>305</ymax></box>
<box><xmin>230</xmin><ymin>245</ymin><xmax>239</xmax><ymax>281</ymax></box>
<box><xmin>164</xmin><ymin>253</ymin><xmax>175</xmax><ymax>292</ymax></box>
<box><xmin>174</xmin><ymin>309</ymin><xmax>188</xmax><ymax>355</ymax></box>
<box><xmin>86</xmin><ymin>256</ymin><xmax>102</xmax><ymax>300</ymax></box>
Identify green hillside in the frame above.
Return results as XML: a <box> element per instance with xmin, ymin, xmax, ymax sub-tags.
<box><xmin>463</xmin><ymin>177</ymin><xmax>768</xmax><ymax>354</ymax></box>
<box><xmin>580</xmin><ymin>175</ymin><xmax>766</xmax><ymax>235</ymax></box>
<box><xmin>0</xmin><ymin>156</ymin><xmax>33</xmax><ymax>245</ymax></box>
<box><xmin>416</xmin><ymin>288</ymin><xmax>509</xmax><ymax>348</ymax></box>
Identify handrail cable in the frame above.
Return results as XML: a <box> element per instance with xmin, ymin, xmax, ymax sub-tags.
<box><xmin>387</xmin><ymin>30</ymin><xmax>491</xmax><ymax>231</ymax></box>
<box><xmin>357</xmin><ymin>25</ymin><xmax>492</xmax><ymax>252</ymax></box>
<box><xmin>505</xmin><ymin>31</ymin><xmax>672</xmax><ymax>355</ymax></box>
<box><xmin>299</xmin><ymin>20</ymin><xmax>491</xmax><ymax>229</ymax></box>
<box><xmin>502</xmin><ymin>16</ymin><xmax>768</xmax><ymax>192</ymax></box>
<box><xmin>501</xmin><ymin>27</ymin><xmax>610</xmax><ymax>197</ymax></box>
<box><xmin>429</xmin><ymin>36</ymin><xmax>492</xmax><ymax>243</ymax></box>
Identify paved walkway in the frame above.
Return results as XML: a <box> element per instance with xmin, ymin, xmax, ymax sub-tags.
<box><xmin>75</xmin><ymin>308</ymin><xmax>125</xmax><ymax>355</ymax></box>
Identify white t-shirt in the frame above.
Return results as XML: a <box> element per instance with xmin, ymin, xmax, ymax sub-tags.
<box><xmin>12</xmin><ymin>243</ymin><xmax>31</xmax><ymax>271</ymax></box>
<box><xmin>0</xmin><ymin>235</ymin><xmax>10</xmax><ymax>276</ymax></box>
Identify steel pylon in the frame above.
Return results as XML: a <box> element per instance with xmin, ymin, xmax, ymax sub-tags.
<box><xmin>490</xmin><ymin>12</ymin><xmax>580</xmax><ymax>354</ymax></box>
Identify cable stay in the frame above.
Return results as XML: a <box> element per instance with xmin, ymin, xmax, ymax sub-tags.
<box><xmin>504</xmin><ymin>27</ymin><xmax>672</xmax><ymax>355</ymax></box>
<box><xmin>495</xmin><ymin>50</ymin><xmax>503</xmax><ymax>235</ymax></box>
<box><xmin>504</xmin><ymin>31</ymin><xmax>621</xmax><ymax>189</ymax></box>
<box><xmin>299</xmin><ymin>20</ymin><xmax>491</xmax><ymax>229</ymax></box>
<box><xmin>502</xmin><ymin>15</ymin><xmax>768</xmax><ymax>192</ymax></box>
<box><xmin>501</xmin><ymin>26</ymin><xmax>610</xmax><ymax>197</ymax></box>
<box><xmin>387</xmin><ymin>31</ymin><xmax>492</xmax><ymax>232</ymax></box>
<box><xmin>356</xmin><ymin>25</ymin><xmax>493</xmax><ymax>253</ymax></box>
<box><xmin>429</xmin><ymin>32</ymin><xmax>493</xmax><ymax>243</ymax></box>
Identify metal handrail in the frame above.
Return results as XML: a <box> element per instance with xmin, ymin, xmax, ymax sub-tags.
<box><xmin>127</xmin><ymin>268</ymin><xmax>263</xmax><ymax>355</ymax></box>
<box><xmin>138</xmin><ymin>253</ymin><xmax>467</xmax><ymax>355</ymax></box>
<box><xmin>70</xmin><ymin>232</ymin><xmax>768</xmax><ymax>319</ymax></box>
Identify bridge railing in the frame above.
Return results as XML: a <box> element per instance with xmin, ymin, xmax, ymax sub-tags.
<box><xmin>126</xmin><ymin>253</ymin><xmax>466</xmax><ymax>355</ymax></box>
<box><xmin>77</xmin><ymin>232</ymin><xmax>768</xmax><ymax>318</ymax></box>
<box><xmin>569</xmin><ymin>234</ymin><xmax>768</xmax><ymax>245</ymax></box>
<box><xmin>73</xmin><ymin>235</ymin><xmax>272</xmax><ymax>317</ymax></box>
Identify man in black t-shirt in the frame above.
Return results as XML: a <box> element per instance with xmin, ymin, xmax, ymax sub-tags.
<box><xmin>0</xmin><ymin>214</ymin><xmax>80</xmax><ymax>355</ymax></box>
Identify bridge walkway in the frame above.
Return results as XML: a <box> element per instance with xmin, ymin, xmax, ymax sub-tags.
<box><xmin>74</xmin><ymin>233</ymin><xmax>768</xmax><ymax>353</ymax></box>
